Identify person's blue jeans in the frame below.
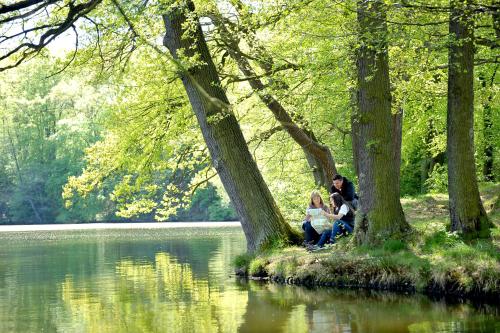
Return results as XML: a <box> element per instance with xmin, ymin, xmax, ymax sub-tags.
<box><xmin>317</xmin><ymin>229</ymin><xmax>332</xmax><ymax>247</ymax></box>
<box><xmin>330</xmin><ymin>220</ymin><xmax>354</xmax><ymax>244</ymax></box>
<box><xmin>302</xmin><ymin>221</ymin><xmax>320</xmax><ymax>244</ymax></box>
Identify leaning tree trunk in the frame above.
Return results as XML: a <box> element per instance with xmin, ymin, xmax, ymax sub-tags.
<box><xmin>353</xmin><ymin>0</ymin><xmax>409</xmax><ymax>245</ymax></box>
<box><xmin>234</xmin><ymin>55</ymin><xmax>337</xmax><ymax>188</ymax></box>
<box><xmin>163</xmin><ymin>1</ymin><xmax>300</xmax><ymax>252</ymax></box>
<box><xmin>213</xmin><ymin>18</ymin><xmax>337</xmax><ymax>189</ymax></box>
<box><xmin>447</xmin><ymin>0</ymin><xmax>491</xmax><ymax>238</ymax></box>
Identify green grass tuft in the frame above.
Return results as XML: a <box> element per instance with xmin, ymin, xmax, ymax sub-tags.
<box><xmin>249</xmin><ymin>257</ymin><xmax>268</xmax><ymax>277</ymax></box>
<box><xmin>383</xmin><ymin>239</ymin><xmax>408</xmax><ymax>252</ymax></box>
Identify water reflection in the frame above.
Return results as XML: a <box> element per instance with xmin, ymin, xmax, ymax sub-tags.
<box><xmin>236</xmin><ymin>281</ymin><xmax>499</xmax><ymax>333</ymax></box>
<box><xmin>60</xmin><ymin>251</ymin><xmax>248</xmax><ymax>333</ymax></box>
<box><xmin>0</xmin><ymin>228</ymin><xmax>498</xmax><ymax>333</ymax></box>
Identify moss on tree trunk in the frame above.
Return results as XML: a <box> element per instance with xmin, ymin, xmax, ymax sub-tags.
<box><xmin>447</xmin><ymin>0</ymin><xmax>491</xmax><ymax>238</ymax></box>
<box><xmin>353</xmin><ymin>0</ymin><xmax>409</xmax><ymax>245</ymax></box>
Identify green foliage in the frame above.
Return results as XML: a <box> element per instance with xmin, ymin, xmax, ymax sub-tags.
<box><xmin>0</xmin><ymin>0</ymin><xmax>498</xmax><ymax>227</ymax></box>
<box><xmin>233</xmin><ymin>253</ymin><xmax>254</xmax><ymax>270</ymax></box>
<box><xmin>175</xmin><ymin>184</ymin><xmax>237</xmax><ymax>222</ymax></box>
<box><xmin>424</xmin><ymin>164</ymin><xmax>448</xmax><ymax>194</ymax></box>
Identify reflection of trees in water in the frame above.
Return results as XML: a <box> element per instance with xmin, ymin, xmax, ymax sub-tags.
<box><xmin>0</xmin><ymin>232</ymin><xmax>247</xmax><ymax>333</ymax></box>
<box><xmin>1</xmin><ymin>232</ymin><xmax>497</xmax><ymax>333</ymax></box>
<box><xmin>60</xmin><ymin>251</ymin><xmax>248</xmax><ymax>332</ymax></box>
<box><xmin>234</xmin><ymin>281</ymin><xmax>499</xmax><ymax>333</ymax></box>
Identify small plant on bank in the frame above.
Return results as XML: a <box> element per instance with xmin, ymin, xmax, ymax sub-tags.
<box><xmin>249</xmin><ymin>257</ymin><xmax>268</xmax><ymax>277</ymax></box>
<box><xmin>233</xmin><ymin>253</ymin><xmax>254</xmax><ymax>276</ymax></box>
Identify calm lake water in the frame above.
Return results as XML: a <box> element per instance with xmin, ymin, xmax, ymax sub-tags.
<box><xmin>0</xmin><ymin>225</ymin><xmax>498</xmax><ymax>333</ymax></box>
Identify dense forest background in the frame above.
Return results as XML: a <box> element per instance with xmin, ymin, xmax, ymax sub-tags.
<box><xmin>0</xmin><ymin>0</ymin><xmax>498</xmax><ymax>225</ymax></box>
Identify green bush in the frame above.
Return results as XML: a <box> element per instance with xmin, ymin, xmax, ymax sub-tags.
<box><xmin>249</xmin><ymin>257</ymin><xmax>268</xmax><ymax>277</ymax></box>
<box><xmin>233</xmin><ymin>253</ymin><xmax>253</xmax><ymax>270</ymax></box>
<box><xmin>424</xmin><ymin>164</ymin><xmax>448</xmax><ymax>193</ymax></box>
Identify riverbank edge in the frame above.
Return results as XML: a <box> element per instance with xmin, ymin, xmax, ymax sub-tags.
<box><xmin>234</xmin><ymin>248</ymin><xmax>500</xmax><ymax>300</ymax></box>
<box><xmin>234</xmin><ymin>185</ymin><xmax>500</xmax><ymax>300</ymax></box>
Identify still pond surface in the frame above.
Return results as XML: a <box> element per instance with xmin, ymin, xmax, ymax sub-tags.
<box><xmin>0</xmin><ymin>225</ymin><xmax>498</xmax><ymax>333</ymax></box>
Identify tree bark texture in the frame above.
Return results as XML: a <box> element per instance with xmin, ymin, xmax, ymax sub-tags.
<box><xmin>353</xmin><ymin>0</ymin><xmax>409</xmax><ymax>245</ymax></box>
<box><xmin>162</xmin><ymin>1</ymin><xmax>300</xmax><ymax>252</ymax></box>
<box><xmin>214</xmin><ymin>21</ymin><xmax>337</xmax><ymax>188</ymax></box>
<box><xmin>447</xmin><ymin>0</ymin><xmax>491</xmax><ymax>238</ymax></box>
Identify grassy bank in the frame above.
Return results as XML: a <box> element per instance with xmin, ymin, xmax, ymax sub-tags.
<box><xmin>235</xmin><ymin>184</ymin><xmax>500</xmax><ymax>298</ymax></box>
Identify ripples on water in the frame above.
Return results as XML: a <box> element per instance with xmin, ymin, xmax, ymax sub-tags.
<box><xmin>0</xmin><ymin>226</ymin><xmax>498</xmax><ymax>333</ymax></box>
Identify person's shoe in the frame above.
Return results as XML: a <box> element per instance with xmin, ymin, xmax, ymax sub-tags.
<box><xmin>302</xmin><ymin>240</ymin><xmax>314</xmax><ymax>247</ymax></box>
<box><xmin>307</xmin><ymin>245</ymin><xmax>324</xmax><ymax>252</ymax></box>
<box><xmin>305</xmin><ymin>244</ymin><xmax>316</xmax><ymax>251</ymax></box>
<box><xmin>323</xmin><ymin>243</ymin><xmax>335</xmax><ymax>250</ymax></box>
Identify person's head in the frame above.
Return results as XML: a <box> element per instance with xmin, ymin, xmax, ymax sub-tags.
<box><xmin>332</xmin><ymin>174</ymin><xmax>344</xmax><ymax>191</ymax></box>
<box><xmin>330</xmin><ymin>192</ymin><xmax>344</xmax><ymax>208</ymax></box>
<box><xmin>310</xmin><ymin>190</ymin><xmax>324</xmax><ymax>208</ymax></box>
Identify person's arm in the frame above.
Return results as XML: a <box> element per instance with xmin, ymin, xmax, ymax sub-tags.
<box><xmin>321</xmin><ymin>210</ymin><xmax>344</xmax><ymax>220</ymax></box>
<box><xmin>321</xmin><ymin>205</ymin><xmax>347</xmax><ymax>220</ymax></box>
<box><xmin>343</xmin><ymin>182</ymin><xmax>355</xmax><ymax>201</ymax></box>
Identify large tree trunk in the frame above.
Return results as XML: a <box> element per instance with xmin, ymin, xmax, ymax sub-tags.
<box><xmin>162</xmin><ymin>1</ymin><xmax>300</xmax><ymax>252</ymax></box>
<box><xmin>213</xmin><ymin>18</ymin><xmax>337</xmax><ymax>189</ymax></box>
<box><xmin>353</xmin><ymin>0</ymin><xmax>409</xmax><ymax>245</ymax></box>
<box><xmin>447</xmin><ymin>0</ymin><xmax>491</xmax><ymax>238</ymax></box>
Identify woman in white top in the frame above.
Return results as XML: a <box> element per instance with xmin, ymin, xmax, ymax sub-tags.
<box><xmin>321</xmin><ymin>193</ymin><xmax>355</xmax><ymax>244</ymax></box>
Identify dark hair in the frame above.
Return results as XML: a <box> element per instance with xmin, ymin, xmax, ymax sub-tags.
<box><xmin>330</xmin><ymin>192</ymin><xmax>345</xmax><ymax>208</ymax></box>
<box><xmin>333</xmin><ymin>174</ymin><xmax>343</xmax><ymax>181</ymax></box>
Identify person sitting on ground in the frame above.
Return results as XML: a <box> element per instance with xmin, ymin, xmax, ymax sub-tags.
<box><xmin>301</xmin><ymin>190</ymin><xmax>330</xmax><ymax>246</ymax></box>
<box><xmin>330</xmin><ymin>174</ymin><xmax>359</xmax><ymax>210</ymax></box>
<box><xmin>321</xmin><ymin>193</ymin><xmax>355</xmax><ymax>245</ymax></box>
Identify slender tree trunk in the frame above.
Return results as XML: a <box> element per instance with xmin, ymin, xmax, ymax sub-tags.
<box><xmin>162</xmin><ymin>1</ymin><xmax>300</xmax><ymax>252</ymax></box>
<box><xmin>447</xmin><ymin>0</ymin><xmax>491</xmax><ymax>238</ymax></box>
<box><xmin>353</xmin><ymin>0</ymin><xmax>409</xmax><ymax>245</ymax></box>
<box><xmin>2</xmin><ymin>118</ymin><xmax>43</xmax><ymax>224</ymax></box>
<box><xmin>213</xmin><ymin>19</ymin><xmax>337</xmax><ymax>189</ymax></box>
<box><xmin>479</xmin><ymin>72</ymin><xmax>496</xmax><ymax>182</ymax></box>
<box><xmin>392</xmin><ymin>107</ymin><xmax>403</xmax><ymax>189</ymax></box>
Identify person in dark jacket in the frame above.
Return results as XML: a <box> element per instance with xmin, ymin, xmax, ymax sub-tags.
<box><xmin>330</xmin><ymin>174</ymin><xmax>358</xmax><ymax>210</ymax></box>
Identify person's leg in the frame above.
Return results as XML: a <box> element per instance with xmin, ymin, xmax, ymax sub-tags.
<box><xmin>303</xmin><ymin>221</ymin><xmax>319</xmax><ymax>244</ymax></box>
<box><xmin>330</xmin><ymin>220</ymin><xmax>353</xmax><ymax>243</ymax></box>
<box><xmin>316</xmin><ymin>229</ymin><xmax>332</xmax><ymax>248</ymax></box>
<box><xmin>329</xmin><ymin>221</ymin><xmax>343</xmax><ymax>244</ymax></box>
<box><xmin>341</xmin><ymin>220</ymin><xmax>354</xmax><ymax>234</ymax></box>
